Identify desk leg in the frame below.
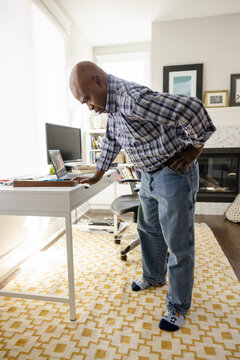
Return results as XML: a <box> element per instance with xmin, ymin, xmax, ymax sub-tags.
<box><xmin>65</xmin><ymin>213</ymin><xmax>76</xmax><ymax>321</ymax></box>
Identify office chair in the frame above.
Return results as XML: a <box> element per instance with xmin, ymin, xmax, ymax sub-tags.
<box><xmin>111</xmin><ymin>177</ymin><xmax>170</xmax><ymax>263</ymax></box>
<box><xmin>111</xmin><ymin>178</ymin><xmax>141</xmax><ymax>261</ymax></box>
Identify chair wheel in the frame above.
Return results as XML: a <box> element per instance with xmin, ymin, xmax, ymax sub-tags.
<box><xmin>121</xmin><ymin>254</ymin><xmax>127</xmax><ymax>261</ymax></box>
<box><xmin>114</xmin><ymin>239</ymin><xmax>121</xmax><ymax>244</ymax></box>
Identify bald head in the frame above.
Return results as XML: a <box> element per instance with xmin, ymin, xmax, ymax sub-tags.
<box><xmin>69</xmin><ymin>62</ymin><xmax>108</xmax><ymax>114</ymax></box>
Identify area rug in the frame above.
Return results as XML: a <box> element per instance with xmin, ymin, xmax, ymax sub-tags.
<box><xmin>0</xmin><ymin>223</ymin><xmax>239</xmax><ymax>360</ymax></box>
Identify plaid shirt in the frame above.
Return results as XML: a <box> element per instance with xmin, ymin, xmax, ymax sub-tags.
<box><xmin>96</xmin><ymin>74</ymin><xmax>216</xmax><ymax>173</ymax></box>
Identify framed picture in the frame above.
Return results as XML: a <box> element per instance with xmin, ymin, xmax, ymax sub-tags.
<box><xmin>230</xmin><ymin>74</ymin><xmax>240</xmax><ymax>106</ymax></box>
<box><xmin>204</xmin><ymin>90</ymin><xmax>228</xmax><ymax>108</ymax></box>
<box><xmin>163</xmin><ymin>63</ymin><xmax>203</xmax><ymax>100</ymax></box>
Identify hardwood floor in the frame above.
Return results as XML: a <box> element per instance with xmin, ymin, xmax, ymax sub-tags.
<box><xmin>195</xmin><ymin>215</ymin><xmax>240</xmax><ymax>281</ymax></box>
<box><xmin>85</xmin><ymin>210</ymin><xmax>240</xmax><ymax>281</ymax></box>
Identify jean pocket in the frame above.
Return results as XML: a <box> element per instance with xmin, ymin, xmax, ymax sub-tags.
<box><xmin>165</xmin><ymin>165</ymin><xmax>188</xmax><ymax>178</ymax></box>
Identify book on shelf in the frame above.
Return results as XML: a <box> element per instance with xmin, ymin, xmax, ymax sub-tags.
<box><xmin>97</xmin><ymin>135</ymin><xmax>103</xmax><ymax>147</ymax></box>
<box><xmin>116</xmin><ymin>165</ymin><xmax>138</xmax><ymax>181</ymax></box>
<box><xmin>90</xmin><ymin>135</ymin><xmax>104</xmax><ymax>150</ymax></box>
<box><xmin>129</xmin><ymin>167</ymin><xmax>138</xmax><ymax>179</ymax></box>
<box><xmin>116</xmin><ymin>172</ymin><xmax>122</xmax><ymax>182</ymax></box>
<box><xmin>89</xmin><ymin>151</ymin><xmax>101</xmax><ymax>164</ymax></box>
<box><xmin>124</xmin><ymin>167</ymin><xmax>133</xmax><ymax>178</ymax></box>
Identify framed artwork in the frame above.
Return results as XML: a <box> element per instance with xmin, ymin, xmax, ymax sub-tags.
<box><xmin>163</xmin><ymin>63</ymin><xmax>203</xmax><ymax>100</ymax></box>
<box><xmin>230</xmin><ymin>74</ymin><xmax>240</xmax><ymax>106</ymax></box>
<box><xmin>204</xmin><ymin>90</ymin><xmax>228</xmax><ymax>108</ymax></box>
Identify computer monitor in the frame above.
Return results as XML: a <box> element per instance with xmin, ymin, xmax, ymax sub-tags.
<box><xmin>45</xmin><ymin>123</ymin><xmax>82</xmax><ymax>164</ymax></box>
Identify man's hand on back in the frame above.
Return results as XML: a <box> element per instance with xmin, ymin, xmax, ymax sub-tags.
<box><xmin>169</xmin><ymin>144</ymin><xmax>204</xmax><ymax>172</ymax></box>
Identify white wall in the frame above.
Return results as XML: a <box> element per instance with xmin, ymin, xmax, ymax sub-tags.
<box><xmin>151</xmin><ymin>13</ymin><xmax>240</xmax><ymax>215</ymax></box>
<box><xmin>68</xmin><ymin>21</ymin><xmax>93</xmax><ymax>69</ymax></box>
<box><xmin>56</xmin><ymin>1</ymin><xmax>93</xmax><ymax>163</ymax></box>
<box><xmin>67</xmin><ymin>20</ymin><xmax>93</xmax><ymax>163</ymax></box>
<box><xmin>0</xmin><ymin>1</ymin><xmax>93</xmax><ymax>281</ymax></box>
<box><xmin>151</xmin><ymin>13</ymin><xmax>240</xmax><ymax>93</ymax></box>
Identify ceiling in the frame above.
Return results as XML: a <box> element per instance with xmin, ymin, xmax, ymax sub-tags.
<box><xmin>58</xmin><ymin>0</ymin><xmax>240</xmax><ymax>47</ymax></box>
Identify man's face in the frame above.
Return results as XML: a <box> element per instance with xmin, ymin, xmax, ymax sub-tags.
<box><xmin>76</xmin><ymin>77</ymin><xmax>107</xmax><ymax>114</ymax></box>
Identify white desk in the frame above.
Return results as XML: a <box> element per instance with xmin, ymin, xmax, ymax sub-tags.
<box><xmin>0</xmin><ymin>170</ymin><xmax>116</xmax><ymax>321</ymax></box>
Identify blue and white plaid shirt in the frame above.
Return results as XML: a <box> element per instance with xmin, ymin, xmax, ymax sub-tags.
<box><xmin>96</xmin><ymin>74</ymin><xmax>216</xmax><ymax>173</ymax></box>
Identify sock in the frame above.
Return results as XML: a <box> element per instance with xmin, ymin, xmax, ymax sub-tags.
<box><xmin>159</xmin><ymin>311</ymin><xmax>184</xmax><ymax>331</ymax></box>
<box><xmin>132</xmin><ymin>278</ymin><xmax>151</xmax><ymax>291</ymax></box>
<box><xmin>132</xmin><ymin>278</ymin><xmax>166</xmax><ymax>291</ymax></box>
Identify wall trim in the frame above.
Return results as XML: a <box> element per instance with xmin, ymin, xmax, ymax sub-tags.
<box><xmin>36</xmin><ymin>0</ymin><xmax>71</xmax><ymax>34</ymax></box>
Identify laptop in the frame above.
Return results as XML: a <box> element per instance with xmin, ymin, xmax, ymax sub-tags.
<box><xmin>48</xmin><ymin>149</ymin><xmax>93</xmax><ymax>180</ymax></box>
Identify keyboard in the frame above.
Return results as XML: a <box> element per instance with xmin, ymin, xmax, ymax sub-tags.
<box><xmin>61</xmin><ymin>173</ymin><xmax>78</xmax><ymax>180</ymax></box>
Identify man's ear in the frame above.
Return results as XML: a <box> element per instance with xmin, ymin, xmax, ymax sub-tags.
<box><xmin>92</xmin><ymin>75</ymin><xmax>103</xmax><ymax>87</ymax></box>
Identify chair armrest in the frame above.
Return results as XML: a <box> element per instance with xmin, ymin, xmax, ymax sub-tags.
<box><xmin>118</xmin><ymin>178</ymin><xmax>141</xmax><ymax>194</ymax></box>
<box><xmin>119</xmin><ymin>178</ymin><xmax>141</xmax><ymax>184</ymax></box>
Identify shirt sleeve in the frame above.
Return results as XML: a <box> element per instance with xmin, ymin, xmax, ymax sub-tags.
<box><xmin>119</xmin><ymin>89</ymin><xmax>216</xmax><ymax>147</ymax></box>
<box><xmin>96</xmin><ymin>118</ymin><xmax>121</xmax><ymax>172</ymax></box>
<box><xmin>177</xmin><ymin>102</ymin><xmax>216</xmax><ymax>147</ymax></box>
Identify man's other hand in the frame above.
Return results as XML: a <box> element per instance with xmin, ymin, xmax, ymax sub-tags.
<box><xmin>72</xmin><ymin>169</ymin><xmax>105</xmax><ymax>185</ymax></box>
<box><xmin>72</xmin><ymin>176</ymin><xmax>98</xmax><ymax>185</ymax></box>
<box><xmin>169</xmin><ymin>144</ymin><xmax>204</xmax><ymax>172</ymax></box>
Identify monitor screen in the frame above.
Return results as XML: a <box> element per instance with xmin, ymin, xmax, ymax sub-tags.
<box><xmin>45</xmin><ymin>123</ymin><xmax>82</xmax><ymax>164</ymax></box>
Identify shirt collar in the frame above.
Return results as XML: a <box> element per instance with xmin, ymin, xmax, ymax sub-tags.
<box><xmin>105</xmin><ymin>74</ymin><xmax>118</xmax><ymax>113</ymax></box>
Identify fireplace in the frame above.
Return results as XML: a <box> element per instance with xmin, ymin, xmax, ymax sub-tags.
<box><xmin>197</xmin><ymin>148</ymin><xmax>240</xmax><ymax>202</ymax></box>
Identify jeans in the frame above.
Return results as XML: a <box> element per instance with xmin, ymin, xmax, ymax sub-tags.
<box><xmin>137</xmin><ymin>161</ymin><xmax>199</xmax><ymax>315</ymax></box>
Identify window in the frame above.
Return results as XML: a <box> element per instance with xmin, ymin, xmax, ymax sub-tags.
<box><xmin>96</xmin><ymin>51</ymin><xmax>150</xmax><ymax>87</ymax></box>
<box><xmin>0</xmin><ymin>0</ymin><xmax>68</xmax><ymax>178</ymax></box>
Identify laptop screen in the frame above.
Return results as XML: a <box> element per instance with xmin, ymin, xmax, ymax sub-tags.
<box><xmin>48</xmin><ymin>150</ymin><xmax>67</xmax><ymax>178</ymax></box>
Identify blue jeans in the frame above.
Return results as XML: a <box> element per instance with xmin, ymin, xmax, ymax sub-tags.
<box><xmin>137</xmin><ymin>161</ymin><xmax>199</xmax><ymax>315</ymax></box>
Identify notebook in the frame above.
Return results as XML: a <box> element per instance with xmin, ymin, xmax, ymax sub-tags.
<box><xmin>48</xmin><ymin>150</ymin><xmax>94</xmax><ymax>180</ymax></box>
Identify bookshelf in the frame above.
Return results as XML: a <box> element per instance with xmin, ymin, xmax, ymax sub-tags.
<box><xmin>86</xmin><ymin>129</ymin><xmax>129</xmax><ymax>166</ymax></box>
<box><xmin>86</xmin><ymin>130</ymin><xmax>139</xmax><ymax>208</ymax></box>
<box><xmin>86</xmin><ymin>123</ymin><xmax>139</xmax><ymax>208</ymax></box>
<box><xmin>87</xmin><ymin>129</ymin><xmax>105</xmax><ymax>164</ymax></box>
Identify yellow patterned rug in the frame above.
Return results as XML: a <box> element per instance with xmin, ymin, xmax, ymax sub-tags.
<box><xmin>0</xmin><ymin>223</ymin><xmax>239</xmax><ymax>360</ymax></box>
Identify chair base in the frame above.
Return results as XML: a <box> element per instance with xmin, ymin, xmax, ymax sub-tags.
<box><xmin>120</xmin><ymin>238</ymin><xmax>140</xmax><ymax>261</ymax></box>
<box><xmin>120</xmin><ymin>239</ymin><xmax>170</xmax><ymax>262</ymax></box>
<box><xmin>121</xmin><ymin>253</ymin><xmax>127</xmax><ymax>261</ymax></box>
<box><xmin>114</xmin><ymin>233</ymin><xmax>139</xmax><ymax>243</ymax></box>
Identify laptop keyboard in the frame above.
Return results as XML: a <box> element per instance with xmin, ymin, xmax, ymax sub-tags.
<box><xmin>62</xmin><ymin>174</ymin><xmax>77</xmax><ymax>180</ymax></box>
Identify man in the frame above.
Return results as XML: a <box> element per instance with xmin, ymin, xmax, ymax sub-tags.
<box><xmin>69</xmin><ymin>61</ymin><xmax>216</xmax><ymax>331</ymax></box>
